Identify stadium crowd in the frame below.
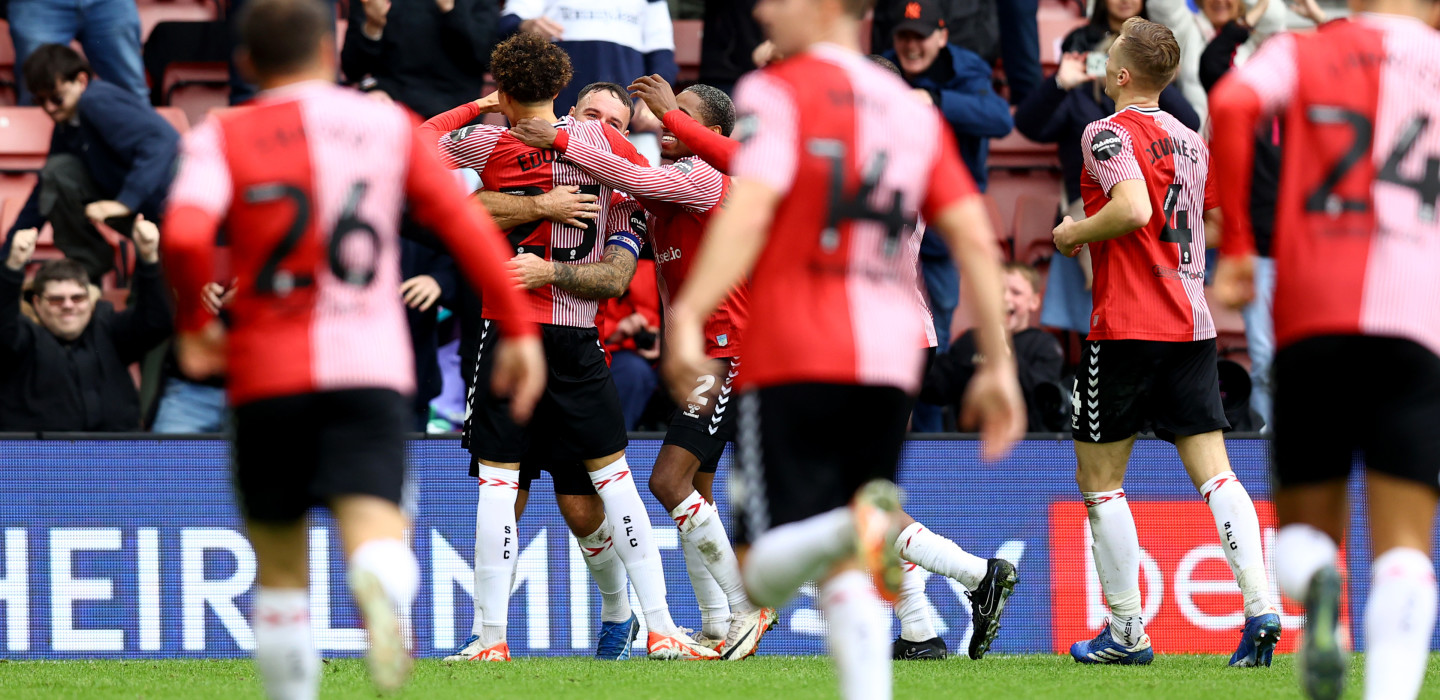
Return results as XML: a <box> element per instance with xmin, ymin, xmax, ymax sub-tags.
<box><xmin>0</xmin><ymin>0</ymin><xmax>1343</xmax><ymax>436</ymax></box>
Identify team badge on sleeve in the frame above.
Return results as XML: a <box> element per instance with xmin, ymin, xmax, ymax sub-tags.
<box><xmin>1090</xmin><ymin>129</ymin><xmax>1123</xmax><ymax>162</ymax></box>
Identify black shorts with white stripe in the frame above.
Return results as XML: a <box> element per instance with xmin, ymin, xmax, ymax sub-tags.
<box><xmin>663</xmin><ymin>357</ymin><xmax>740</xmax><ymax>474</ymax></box>
<box><xmin>1071</xmin><ymin>338</ymin><xmax>1229</xmax><ymax>444</ymax></box>
<box><xmin>730</xmin><ymin>383</ymin><xmax>912</xmax><ymax>546</ymax></box>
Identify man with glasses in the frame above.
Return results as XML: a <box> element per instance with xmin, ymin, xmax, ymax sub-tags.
<box><xmin>0</xmin><ymin>218</ymin><xmax>172</xmax><ymax>431</ymax></box>
<box><xmin>0</xmin><ymin>44</ymin><xmax>179</xmax><ymax>284</ymax></box>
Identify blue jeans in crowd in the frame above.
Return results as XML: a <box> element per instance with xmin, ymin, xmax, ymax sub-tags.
<box><xmin>9</xmin><ymin>0</ymin><xmax>149</xmax><ymax>105</ymax></box>
<box><xmin>1239</xmin><ymin>256</ymin><xmax>1276</xmax><ymax>429</ymax></box>
<box><xmin>609</xmin><ymin>350</ymin><xmax>658</xmax><ymax>431</ymax></box>
<box><xmin>151</xmin><ymin>377</ymin><xmax>228</xmax><ymax>434</ymax></box>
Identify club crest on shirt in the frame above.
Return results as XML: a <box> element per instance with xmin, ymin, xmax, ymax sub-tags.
<box><xmin>673</xmin><ymin>159</ymin><xmax>694</xmax><ymax>173</ymax></box>
<box><xmin>717</xmin><ymin>334</ymin><xmax>728</xmax><ymax>347</ymax></box>
<box><xmin>448</xmin><ymin>125</ymin><xmax>479</xmax><ymax>142</ymax></box>
<box><xmin>1091</xmin><ymin>129</ymin><xmax>1123</xmax><ymax>161</ymax></box>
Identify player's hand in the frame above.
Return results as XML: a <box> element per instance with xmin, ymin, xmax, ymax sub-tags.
<box><xmin>507</xmin><ymin>253</ymin><xmax>554</xmax><ymax>290</ymax></box>
<box><xmin>361</xmin><ymin>0</ymin><xmax>389</xmax><ymax>37</ymax></box>
<box><xmin>628</xmin><ymin>74</ymin><xmax>680</xmax><ymax>120</ymax></box>
<box><xmin>752</xmin><ymin>40</ymin><xmax>781</xmax><ymax>68</ymax></box>
<box><xmin>520</xmin><ymin>17</ymin><xmax>564</xmax><ymax>41</ymax></box>
<box><xmin>535</xmin><ymin>185</ymin><xmax>599</xmax><ymax>228</ymax></box>
<box><xmin>6</xmin><ymin>227</ymin><xmax>37</xmax><ymax>271</ymax></box>
<box><xmin>132</xmin><ymin>214</ymin><xmax>160</xmax><ymax>263</ymax></box>
<box><xmin>636</xmin><ymin>335</ymin><xmax>661</xmax><ymax>361</ymax></box>
<box><xmin>400</xmin><ymin>274</ymin><xmax>443</xmax><ymax>311</ymax></box>
<box><xmin>1288</xmin><ymin>0</ymin><xmax>1326</xmax><ymax>24</ymax></box>
<box><xmin>510</xmin><ymin>117</ymin><xmax>559</xmax><ymax>149</ymax></box>
<box><xmin>1213</xmin><ymin>254</ymin><xmax>1256</xmax><ymax>310</ymax></box>
<box><xmin>958</xmin><ymin>363</ymin><xmax>1026</xmax><ymax>462</ymax></box>
<box><xmin>473</xmin><ymin>90</ymin><xmax>502</xmax><ymax>114</ymax></box>
<box><xmin>1052</xmin><ymin>216</ymin><xmax>1083</xmax><ymax>257</ymax></box>
<box><xmin>491</xmin><ymin>335</ymin><xmax>547</xmax><ymax>423</ymax></box>
<box><xmin>175</xmin><ymin>319</ymin><xmax>227</xmax><ymax>380</ymax></box>
<box><xmin>200</xmin><ymin>280</ymin><xmax>237</xmax><ymax>315</ymax></box>
<box><xmin>85</xmin><ymin>199</ymin><xmax>131</xmax><ymax>225</ymax></box>
<box><xmin>1056</xmin><ymin>52</ymin><xmax>1093</xmax><ymax>90</ymax></box>
<box><xmin>662</xmin><ymin>313</ymin><xmax>723</xmax><ymax>409</ymax></box>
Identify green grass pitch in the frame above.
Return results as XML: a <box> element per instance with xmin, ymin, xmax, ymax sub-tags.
<box><xmin>6</xmin><ymin>654</ymin><xmax>1440</xmax><ymax>699</ymax></box>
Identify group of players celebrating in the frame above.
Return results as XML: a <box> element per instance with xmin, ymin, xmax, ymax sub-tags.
<box><xmin>147</xmin><ymin>0</ymin><xmax>1440</xmax><ymax>698</ymax></box>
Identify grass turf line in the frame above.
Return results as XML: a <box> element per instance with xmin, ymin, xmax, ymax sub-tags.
<box><xmin>5</xmin><ymin>654</ymin><xmax>1440</xmax><ymax>699</ymax></box>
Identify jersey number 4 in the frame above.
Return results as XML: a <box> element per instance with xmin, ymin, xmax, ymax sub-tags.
<box><xmin>1159</xmin><ymin>182</ymin><xmax>1193</xmax><ymax>266</ymax></box>
<box><xmin>1306</xmin><ymin>107</ymin><xmax>1440</xmax><ymax>222</ymax></box>
<box><xmin>246</xmin><ymin>181</ymin><xmax>379</xmax><ymax>295</ymax></box>
<box><xmin>808</xmin><ymin>139</ymin><xmax>913</xmax><ymax>256</ymax></box>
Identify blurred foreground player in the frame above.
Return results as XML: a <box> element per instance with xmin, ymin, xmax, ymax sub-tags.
<box><xmin>161</xmin><ymin>0</ymin><xmax>544</xmax><ymax>696</ymax></box>
<box><xmin>1051</xmin><ymin>17</ymin><xmax>1279</xmax><ymax>666</ymax></box>
<box><xmin>1212</xmin><ymin>2</ymin><xmax>1440</xmax><ymax>697</ymax></box>
<box><xmin>662</xmin><ymin>0</ymin><xmax>1025</xmax><ymax>696</ymax></box>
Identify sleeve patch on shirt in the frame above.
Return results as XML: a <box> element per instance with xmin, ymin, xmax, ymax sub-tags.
<box><xmin>449</xmin><ymin>125</ymin><xmax>478</xmax><ymax>143</ymax></box>
<box><xmin>1090</xmin><ymin>129</ymin><xmax>1123</xmax><ymax>162</ymax></box>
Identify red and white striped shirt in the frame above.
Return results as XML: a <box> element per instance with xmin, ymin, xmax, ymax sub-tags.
<box><xmin>423</xmin><ymin>108</ymin><xmax>649</xmax><ymax>328</ymax></box>
<box><xmin>1213</xmin><ymin>14</ymin><xmax>1440</xmax><ymax>357</ymax></box>
<box><xmin>163</xmin><ymin>81</ymin><xmax>534</xmax><ymax>406</ymax></box>
<box><xmin>552</xmin><ymin>135</ymin><xmax>749</xmax><ymax>357</ymax></box>
<box><xmin>1081</xmin><ymin>107</ymin><xmax>1218</xmax><ymax>342</ymax></box>
<box><xmin>731</xmin><ymin>43</ymin><xmax>977</xmax><ymax>392</ymax></box>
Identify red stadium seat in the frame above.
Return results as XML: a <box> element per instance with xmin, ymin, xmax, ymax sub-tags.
<box><xmin>163</xmin><ymin>62</ymin><xmax>229</xmax><ymax>129</ymax></box>
<box><xmin>989</xmin><ymin>128</ymin><xmax>1060</xmax><ymax>170</ymax></box>
<box><xmin>1038</xmin><ymin>1</ymin><xmax>1087</xmax><ymax>66</ymax></box>
<box><xmin>673</xmin><ymin>20</ymin><xmax>701</xmax><ymax>84</ymax></box>
<box><xmin>140</xmin><ymin>3</ymin><xmax>219</xmax><ymax>43</ymax></box>
<box><xmin>0</xmin><ymin>107</ymin><xmax>53</xmax><ymax>171</ymax></box>
<box><xmin>980</xmin><ymin>192</ymin><xmax>1007</xmax><ymax>251</ymax></box>
<box><xmin>1012</xmin><ymin>191</ymin><xmax>1062</xmax><ymax>264</ymax></box>
<box><xmin>155</xmin><ymin>105</ymin><xmax>190</xmax><ymax>134</ymax></box>
<box><xmin>0</xmin><ymin>21</ymin><xmax>15</xmax><ymax>105</ymax></box>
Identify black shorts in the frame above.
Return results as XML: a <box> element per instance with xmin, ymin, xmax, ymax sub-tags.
<box><xmin>469</xmin><ymin>453</ymin><xmax>596</xmax><ymax>496</ymax></box>
<box><xmin>731</xmin><ymin>383</ymin><xmax>912</xmax><ymax>545</ymax></box>
<box><xmin>464</xmin><ymin>320</ymin><xmax>628</xmax><ymax>464</ymax></box>
<box><xmin>233</xmin><ymin>388</ymin><xmax>409</xmax><ymax>522</ymax></box>
<box><xmin>1072</xmin><ymin>338</ymin><xmax>1229</xmax><ymax>443</ymax></box>
<box><xmin>663</xmin><ymin>356</ymin><xmax>740</xmax><ymax>474</ymax></box>
<box><xmin>1273</xmin><ymin>335</ymin><xmax>1440</xmax><ymax>490</ymax></box>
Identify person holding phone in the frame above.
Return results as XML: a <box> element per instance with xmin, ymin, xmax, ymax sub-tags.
<box><xmin>1012</xmin><ymin>0</ymin><xmax>1198</xmax><ymax>338</ymax></box>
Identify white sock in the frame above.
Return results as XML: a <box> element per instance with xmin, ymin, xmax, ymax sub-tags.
<box><xmin>674</xmin><ymin>492</ymin><xmax>754</xmax><ymax>625</ymax></box>
<box><xmin>253</xmin><ymin>587</ymin><xmax>319</xmax><ymax>700</ymax></box>
<box><xmin>821</xmin><ymin>570</ymin><xmax>892</xmax><ymax>700</ymax></box>
<box><xmin>743</xmin><ymin>507</ymin><xmax>855</xmax><ymax>608</ymax></box>
<box><xmin>1083</xmin><ymin>489</ymin><xmax>1144</xmax><ymax>646</ymax></box>
<box><xmin>1365</xmin><ymin>548</ymin><xmax>1437</xmax><ymax>700</ymax></box>
<box><xmin>675</xmin><ymin>493</ymin><xmax>731</xmax><ymax>637</ymax></box>
<box><xmin>895</xmin><ymin>522</ymin><xmax>987</xmax><ymax>591</ymax></box>
<box><xmin>576</xmin><ymin>519</ymin><xmax>632</xmax><ymax>624</ymax></box>
<box><xmin>349</xmin><ymin>538</ymin><xmax>420</xmax><ymax>611</ymax></box>
<box><xmin>473</xmin><ymin>467</ymin><xmax>520</xmax><ymax>645</ymax></box>
<box><xmin>896</xmin><ymin>563</ymin><xmax>936</xmax><ymax>643</ymax></box>
<box><xmin>1275</xmin><ymin>523</ymin><xmax>1338</xmax><ymax>602</ymax></box>
<box><xmin>1199</xmin><ymin>472</ymin><xmax>1274</xmax><ymax>617</ymax></box>
<box><xmin>589</xmin><ymin>458</ymin><xmax>677</xmax><ymax>635</ymax></box>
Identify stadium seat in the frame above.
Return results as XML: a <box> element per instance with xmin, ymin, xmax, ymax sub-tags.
<box><xmin>1038</xmin><ymin>1</ymin><xmax>1087</xmax><ymax>65</ymax></box>
<box><xmin>1012</xmin><ymin>191</ymin><xmax>1061</xmax><ymax>264</ymax></box>
<box><xmin>140</xmin><ymin>3</ymin><xmax>219</xmax><ymax>44</ymax></box>
<box><xmin>673</xmin><ymin>20</ymin><xmax>701</xmax><ymax>84</ymax></box>
<box><xmin>980</xmin><ymin>192</ymin><xmax>1007</xmax><ymax>252</ymax></box>
<box><xmin>155</xmin><ymin>105</ymin><xmax>190</xmax><ymax>134</ymax></box>
<box><xmin>989</xmin><ymin>128</ymin><xmax>1060</xmax><ymax>170</ymax></box>
<box><xmin>164</xmin><ymin>66</ymin><xmax>229</xmax><ymax>130</ymax></box>
<box><xmin>0</xmin><ymin>21</ymin><xmax>15</xmax><ymax>105</ymax></box>
<box><xmin>0</xmin><ymin>107</ymin><xmax>53</xmax><ymax>171</ymax></box>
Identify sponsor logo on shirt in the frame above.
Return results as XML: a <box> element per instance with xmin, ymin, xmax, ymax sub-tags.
<box><xmin>1152</xmin><ymin>265</ymin><xmax>1204</xmax><ymax>281</ymax></box>
<box><xmin>656</xmin><ymin>247</ymin><xmax>682</xmax><ymax>265</ymax></box>
<box><xmin>1091</xmin><ymin>129</ymin><xmax>1123</xmax><ymax>161</ymax></box>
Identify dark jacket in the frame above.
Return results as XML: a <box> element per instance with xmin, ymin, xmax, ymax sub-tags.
<box><xmin>342</xmin><ymin>0</ymin><xmax>499</xmax><ymax>119</ymax></box>
<box><xmin>0</xmin><ymin>261</ymin><xmax>173</xmax><ymax>432</ymax></box>
<box><xmin>870</xmin><ymin>0</ymin><xmax>1041</xmax><ymax>104</ymax></box>
<box><xmin>1200</xmin><ymin>21</ymin><xmax>1278</xmax><ymax>257</ymax></box>
<box><xmin>920</xmin><ymin>327</ymin><xmax>1065</xmax><ymax>432</ymax></box>
<box><xmin>883</xmin><ymin>44</ymin><xmax>1012</xmax><ymax>193</ymax></box>
<box><xmin>698</xmin><ymin>0</ymin><xmax>762</xmax><ymax>89</ymax></box>
<box><xmin>1013</xmin><ymin>28</ymin><xmax>1199</xmax><ymax>203</ymax></box>
<box><xmin>8</xmin><ymin>81</ymin><xmax>180</xmax><ymax>236</ymax></box>
<box><xmin>401</xmin><ymin>237</ymin><xmax>459</xmax><ymax>419</ymax></box>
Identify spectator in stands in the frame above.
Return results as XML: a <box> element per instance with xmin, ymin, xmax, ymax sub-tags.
<box><xmin>150</xmin><ymin>281</ymin><xmax>232</xmax><ymax>433</ymax></box>
<box><xmin>2</xmin><ymin>45</ymin><xmax>179</xmax><ymax>284</ymax></box>
<box><xmin>600</xmin><ymin>258</ymin><xmax>661</xmax><ymax>430</ymax></box>
<box><xmin>698</xmin><ymin>0</ymin><xmax>762</xmax><ymax>96</ymax></box>
<box><xmin>871</xmin><ymin>0</ymin><xmax>1042</xmax><ymax>104</ymax></box>
<box><xmin>0</xmin><ymin>219</ymin><xmax>171</xmax><ymax>432</ymax></box>
<box><xmin>7</xmin><ymin>0</ymin><xmax>148</xmax><ymax>105</ymax></box>
<box><xmin>342</xmin><ymin>0</ymin><xmax>500</xmax><ymax>119</ymax></box>
<box><xmin>503</xmin><ymin>0</ymin><xmax>676</xmax><ymax>116</ymax></box>
<box><xmin>400</xmin><ymin>239</ymin><xmax>459</xmax><ymax>431</ymax></box>
<box><xmin>921</xmin><ymin>262</ymin><xmax>1064</xmax><ymax>432</ymax></box>
<box><xmin>1146</xmin><ymin>0</ymin><xmax>1286</xmax><ymax>120</ymax></box>
<box><xmin>1013</xmin><ymin>0</ymin><xmax>1198</xmax><ymax>337</ymax></box>
<box><xmin>1195</xmin><ymin>0</ymin><xmax>1326</xmax><ymax>430</ymax></box>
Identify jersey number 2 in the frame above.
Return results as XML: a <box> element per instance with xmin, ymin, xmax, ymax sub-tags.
<box><xmin>1306</xmin><ymin>107</ymin><xmax>1440</xmax><ymax>221</ymax></box>
<box><xmin>246</xmin><ymin>182</ymin><xmax>379</xmax><ymax>295</ymax></box>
